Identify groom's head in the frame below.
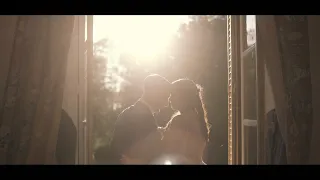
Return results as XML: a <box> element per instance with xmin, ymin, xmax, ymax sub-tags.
<box><xmin>142</xmin><ymin>74</ymin><xmax>171</xmax><ymax>111</ymax></box>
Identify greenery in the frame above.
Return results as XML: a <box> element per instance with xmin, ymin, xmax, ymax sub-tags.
<box><xmin>92</xmin><ymin>15</ymin><xmax>228</xmax><ymax>164</ymax></box>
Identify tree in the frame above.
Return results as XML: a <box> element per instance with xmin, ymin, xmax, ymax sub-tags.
<box><xmin>92</xmin><ymin>39</ymin><xmax>121</xmax><ymax>149</ymax></box>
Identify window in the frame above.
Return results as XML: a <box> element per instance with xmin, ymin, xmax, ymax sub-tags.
<box><xmin>246</xmin><ymin>15</ymin><xmax>256</xmax><ymax>47</ymax></box>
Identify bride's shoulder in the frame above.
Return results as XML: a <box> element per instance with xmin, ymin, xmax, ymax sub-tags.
<box><xmin>172</xmin><ymin>111</ymin><xmax>197</xmax><ymax>121</ymax></box>
<box><xmin>170</xmin><ymin>112</ymin><xmax>194</xmax><ymax>125</ymax></box>
<box><xmin>181</xmin><ymin>111</ymin><xmax>198</xmax><ymax>121</ymax></box>
<box><xmin>165</xmin><ymin>111</ymin><xmax>197</xmax><ymax>130</ymax></box>
<box><xmin>164</xmin><ymin>113</ymin><xmax>182</xmax><ymax>130</ymax></box>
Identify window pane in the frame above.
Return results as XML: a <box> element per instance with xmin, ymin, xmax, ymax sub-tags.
<box><xmin>242</xmin><ymin>44</ymin><xmax>257</xmax><ymax>165</ymax></box>
<box><xmin>243</xmin><ymin>46</ymin><xmax>257</xmax><ymax>120</ymax></box>
<box><xmin>246</xmin><ymin>15</ymin><xmax>256</xmax><ymax>47</ymax></box>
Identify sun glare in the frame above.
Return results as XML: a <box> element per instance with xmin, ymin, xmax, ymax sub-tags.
<box><xmin>164</xmin><ymin>160</ymin><xmax>172</xmax><ymax>165</ymax></box>
<box><xmin>94</xmin><ymin>15</ymin><xmax>189</xmax><ymax>60</ymax></box>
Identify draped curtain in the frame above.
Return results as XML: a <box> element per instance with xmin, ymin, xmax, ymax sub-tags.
<box><xmin>0</xmin><ymin>15</ymin><xmax>74</xmax><ymax>164</ymax></box>
<box><xmin>257</xmin><ymin>15</ymin><xmax>313</xmax><ymax>164</ymax></box>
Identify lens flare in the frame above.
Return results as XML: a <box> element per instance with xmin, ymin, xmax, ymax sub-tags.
<box><xmin>164</xmin><ymin>160</ymin><xmax>172</xmax><ymax>165</ymax></box>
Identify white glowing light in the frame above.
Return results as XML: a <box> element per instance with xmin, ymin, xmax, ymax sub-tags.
<box><xmin>93</xmin><ymin>15</ymin><xmax>189</xmax><ymax>59</ymax></box>
<box><xmin>164</xmin><ymin>160</ymin><xmax>172</xmax><ymax>165</ymax></box>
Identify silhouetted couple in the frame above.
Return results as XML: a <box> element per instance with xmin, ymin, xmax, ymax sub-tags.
<box><xmin>108</xmin><ymin>74</ymin><xmax>210</xmax><ymax>164</ymax></box>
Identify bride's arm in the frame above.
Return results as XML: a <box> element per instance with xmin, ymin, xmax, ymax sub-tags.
<box><xmin>163</xmin><ymin>112</ymin><xmax>182</xmax><ymax>131</ymax></box>
<box><xmin>162</xmin><ymin>115</ymin><xmax>184</xmax><ymax>140</ymax></box>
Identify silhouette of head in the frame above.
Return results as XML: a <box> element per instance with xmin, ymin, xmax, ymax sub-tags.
<box><xmin>142</xmin><ymin>74</ymin><xmax>171</xmax><ymax>111</ymax></box>
<box><xmin>170</xmin><ymin>79</ymin><xmax>210</xmax><ymax>141</ymax></box>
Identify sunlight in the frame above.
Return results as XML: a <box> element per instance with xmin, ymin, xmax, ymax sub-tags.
<box><xmin>164</xmin><ymin>160</ymin><xmax>172</xmax><ymax>165</ymax></box>
<box><xmin>94</xmin><ymin>15</ymin><xmax>189</xmax><ymax>60</ymax></box>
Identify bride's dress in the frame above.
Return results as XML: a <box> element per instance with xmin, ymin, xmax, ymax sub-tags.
<box><xmin>161</xmin><ymin>110</ymin><xmax>207</xmax><ymax>165</ymax></box>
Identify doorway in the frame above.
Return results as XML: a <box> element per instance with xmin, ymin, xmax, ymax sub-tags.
<box><xmin>89</xmin><ymin>15</ymin><xmax>229</xmax><ymax>164</ymax></box>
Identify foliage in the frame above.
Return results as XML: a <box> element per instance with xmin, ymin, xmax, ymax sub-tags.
<box><xmin>92</xmin><ymin>39</ymin><xmax>121</xmax><ymax>149</ymax></box>
<box><xmin>167</xmin><ymin>15</ymin><xmax>228</xmax><ymax>164</ymax></box>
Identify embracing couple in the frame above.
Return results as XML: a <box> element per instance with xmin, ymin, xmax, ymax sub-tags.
<box><xmin>109</xmin><ymin>74</ymin><xmax>210</xmax><ymax>164</ymax></box>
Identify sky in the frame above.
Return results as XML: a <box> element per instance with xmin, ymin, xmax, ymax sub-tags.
<box><xmin>93</xmin><ymin>15</ymin><xmax>189</xmax><ymax>92</ymax></box>
<box><xmin>93</xmin><ymin>15</ymin><xmax>256</xmax><ymax>55</ymax></box>
<box><xmin>93</xmin><ymin>15</ymin><xmax>189</xmax><ymax>42</ymax></box>
<box><xmin>93</xmin><ymin>15</ymin><xmax>190</xmax><ymax>65</ymax></box>
<box><xmin>92</xmin><ymin>15</ymin><xmax>256</xmax><ymax>91</ymax></box>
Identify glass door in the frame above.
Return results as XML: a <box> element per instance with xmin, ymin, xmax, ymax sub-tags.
<box><xmin>240</xmin><ymin>15</ymin><xmax>266</xmax><ymax>164</ymax></box>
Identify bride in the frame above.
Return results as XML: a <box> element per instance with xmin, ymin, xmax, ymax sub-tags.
<box><xmin>160</xmin><ymin>79</ymin><xmax>211</xmax><ymax>165</ymax></box>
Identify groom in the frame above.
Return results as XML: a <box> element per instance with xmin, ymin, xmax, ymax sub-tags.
<box><xmin>109</xmin><ymin>74</ymin><xmax>171</xmax><ymax>164</ymax></box>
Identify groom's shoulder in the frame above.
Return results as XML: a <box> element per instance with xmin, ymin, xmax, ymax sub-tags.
<box><xmin>121</xmin><ymin>101</ymin><xmax>149</xmax><ymax>115</ymax></box>
<box><xmin>117</xmin><ymin>105</ymin><xmax>134</xmax><ymax>120</ymax></box>
<box><xmin>119</xmin><ymin>103</ymin><xmax>139</xmax><ymax>115</ymax></box>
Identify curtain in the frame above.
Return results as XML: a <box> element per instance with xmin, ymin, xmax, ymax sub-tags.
<box><xmin>257</xmin><ymin>15</ymin><xmax>313</xmax><ymax>164</ymax></box>
<box><xmin>0</xmin><ymin>15</ymin><xmax>74</xmax><ymax>164</ymax></box>
<box><xmin>308</xmin><ymin>16</ymin><xmax>320</xmax><ymax>164</ymax></box>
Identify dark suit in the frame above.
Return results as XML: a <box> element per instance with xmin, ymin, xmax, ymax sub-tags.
<box><xmin>109</xmin><ymin>100</ymin><xmax>162</xmax><ymax>164</ymax></box>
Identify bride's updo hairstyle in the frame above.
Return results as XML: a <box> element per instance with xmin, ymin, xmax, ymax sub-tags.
<box><xmin>170</xmin><ymin>79</ymin><xmax>211</xmax><ymax>141</ymax></box>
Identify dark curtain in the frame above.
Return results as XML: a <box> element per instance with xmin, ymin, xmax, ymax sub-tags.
<box><xmin>257</xmin><ymin>15</ymin><xmax>313</xmax><ymax>164</ymax></box>
<box><xmin>56</xmin><ymin>109</ymin><xmax>77</xmax><ymax>164</ymax></box>
<box><xmin>0</xmin><ymin>16</ymin><xmax>74</xmax><ymax>164</ymax></box>
<box><xmin>266</xmin><ymin>109</ymin><xmax>287</xmax><ymax>164</ymax></box>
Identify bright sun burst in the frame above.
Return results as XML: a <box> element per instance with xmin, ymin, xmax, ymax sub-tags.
<box><xmin>164</xmin><ymin>160</ymin><xmax>172</xmax><ymax>165</ymax></box>
<box><xmin>94</xmin><ymin>15</ymin><xmax>189</xmax><ymax>60</ymax></box>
